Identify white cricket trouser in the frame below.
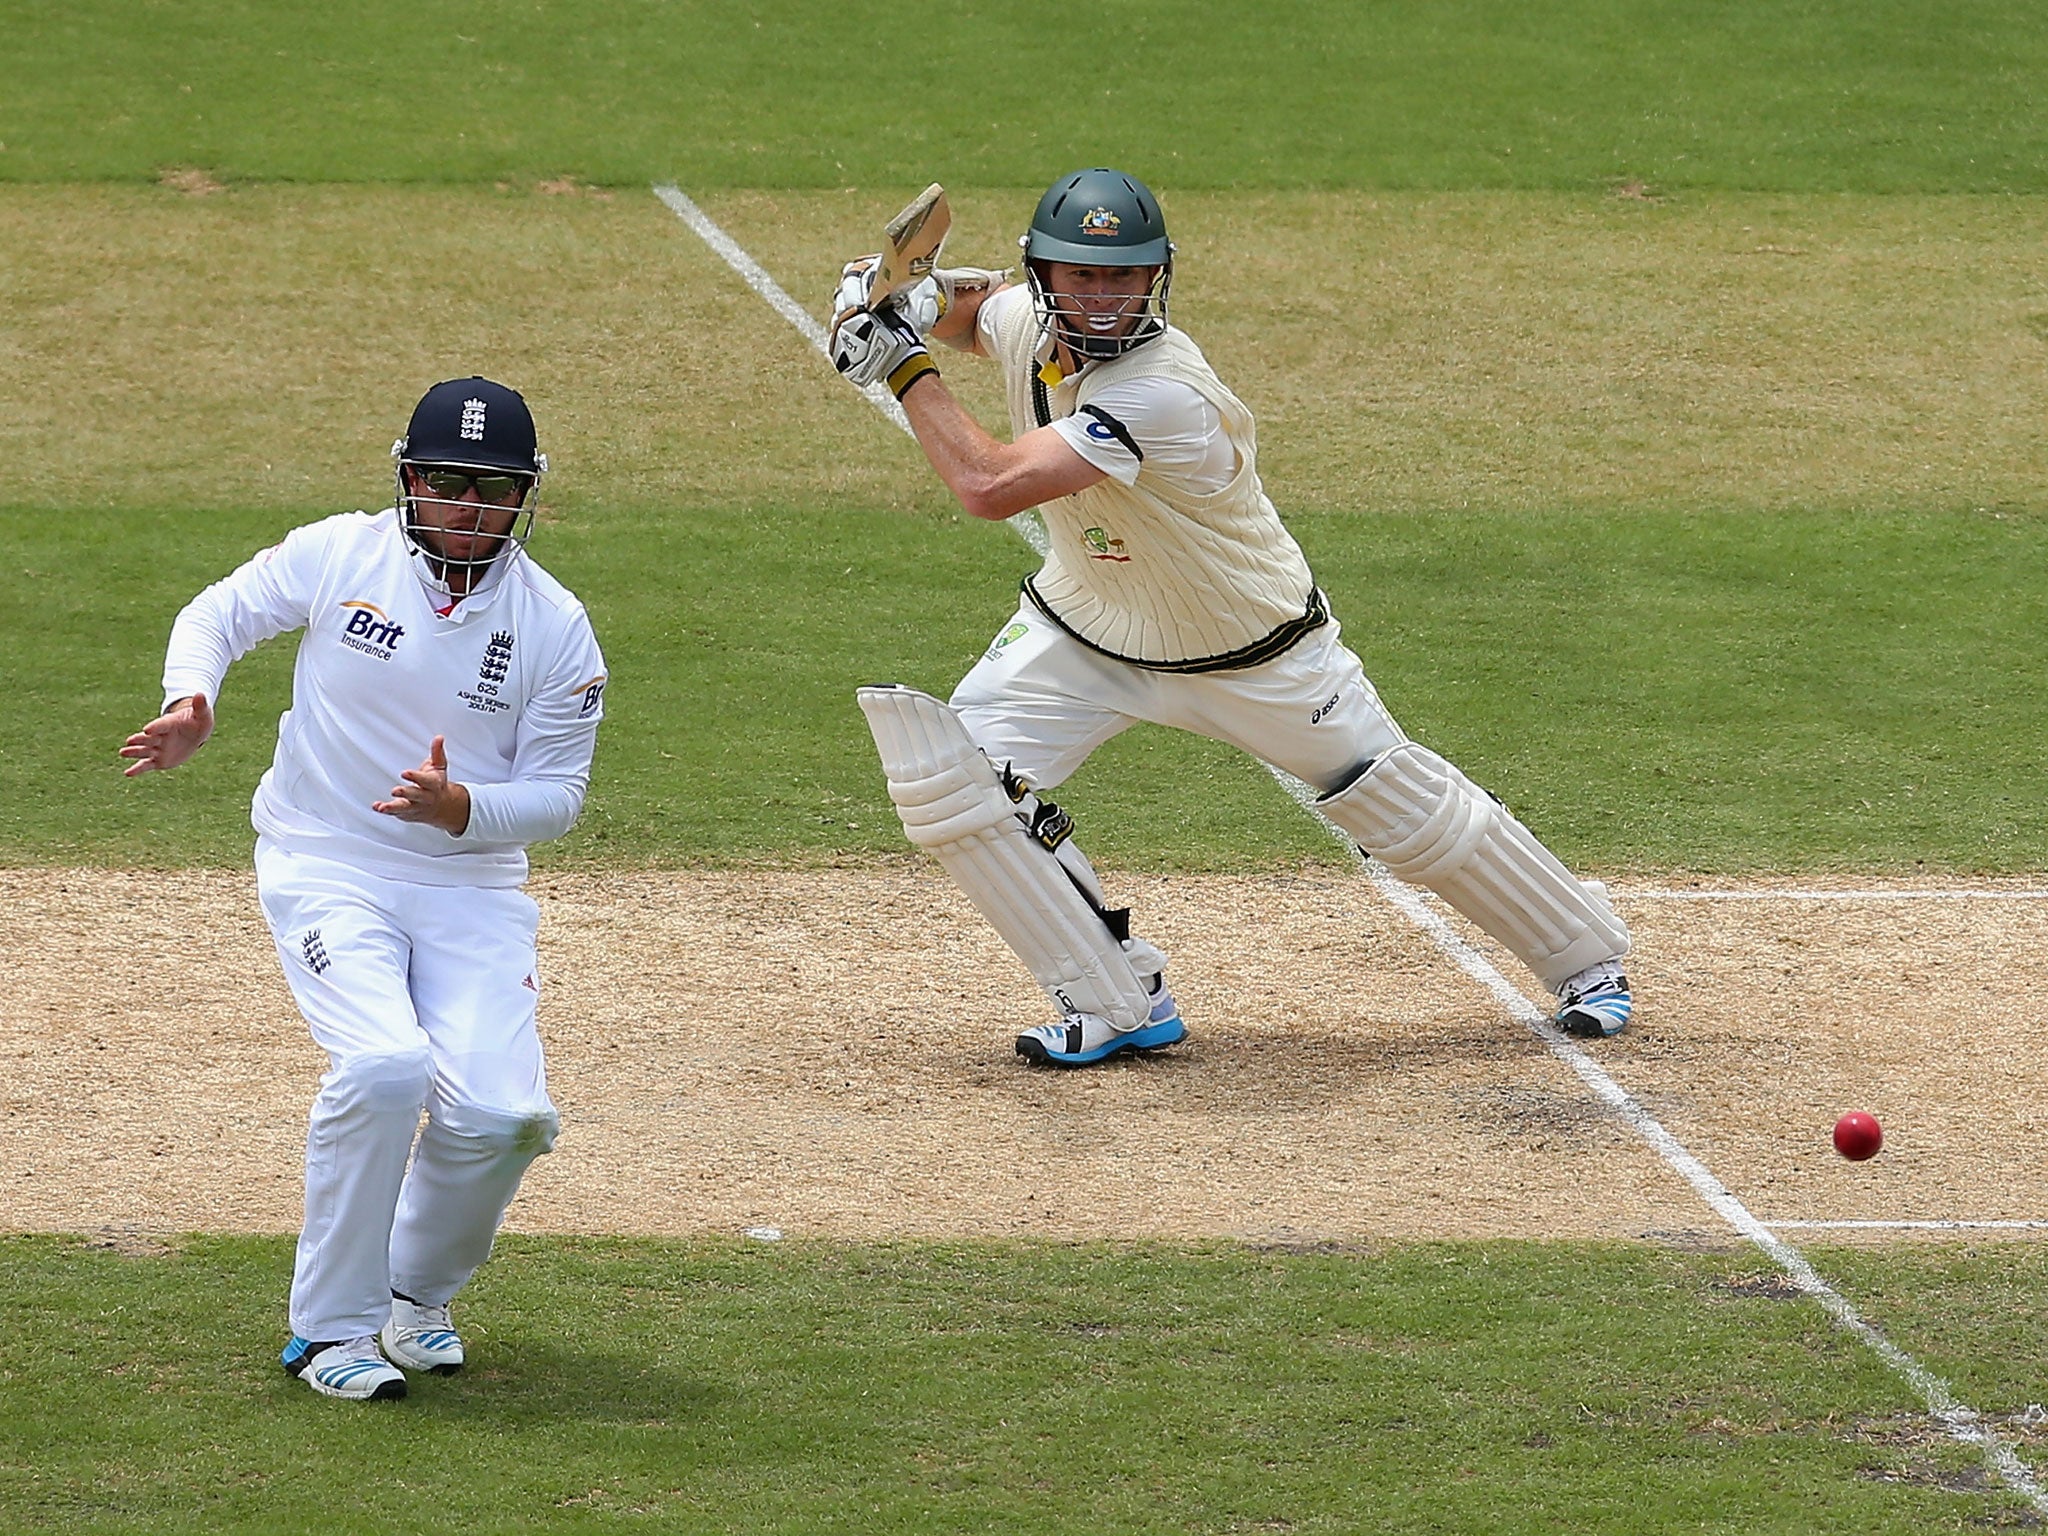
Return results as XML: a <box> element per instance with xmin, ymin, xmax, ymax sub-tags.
<box><xmin>951</xmin><ymin>602</ymin><xmax>1405</xmax><ymax>795</ymax></box>
<box><xmin>255</xmin><ymin>838</ymin><xmax>559</xmax><ymax>1344</ymax></box>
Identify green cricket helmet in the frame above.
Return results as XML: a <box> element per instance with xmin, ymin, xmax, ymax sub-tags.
<box><xmin>1020</xmin><ymin>168</ymin><xmax>1174</xmax><ymax>360</ymax></box>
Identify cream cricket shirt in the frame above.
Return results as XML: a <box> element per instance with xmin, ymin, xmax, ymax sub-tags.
<box><xmin>162</xmin><ymin>509</ymin><xmax>607</xmax><ymax>887</ymax></box>
<box><xmin>977</xmin><ymin>286</ymin><xmax>1321</xmax><ymax>671</ymax></box>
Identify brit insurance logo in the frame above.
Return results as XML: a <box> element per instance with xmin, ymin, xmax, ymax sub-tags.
<box><xmin>573</xmin><ymin>673</ymin><xmax>607</xmax><ymax>719</ymax></box>
<box><xmin>337</xmin><ymin>600</ymin><xmax>405</xmax><ymax>659</ymax></box>
<box><xmin>459</xmin><ymin>629</ymin><xmax>515</xmax><ymax>714</ymax></box>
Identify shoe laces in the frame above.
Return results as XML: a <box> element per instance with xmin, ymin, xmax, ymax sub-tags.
<box><xmin>329</xmin><ymin>1335</ymin><xmax>388</xmax><ymax>1365</ymax></box>
<box><xmin>1560</xmin><ymin>960</ymin><xmax>1627</xmax><ymax>1001</ymax></box>
<box><xmin>403</xmin><ymin>1301</ymin><xmax>453</xmax><ymax>1331</ymax></box>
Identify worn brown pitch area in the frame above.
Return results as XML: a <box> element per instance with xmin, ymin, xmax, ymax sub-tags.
<box><xmin>2</xmin><ymin>869</ymin><xmax>2042</xmax><ymax>1246</ymax></box>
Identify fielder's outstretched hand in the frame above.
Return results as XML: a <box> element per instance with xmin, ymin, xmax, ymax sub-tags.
<box><xmin>373</xmin><ymin>735</ymin><xmax>472</xmax><ymax>835</ymax></box>
<box><xmin>120</xmin><ymin>693</ymin><xmax>214</xmax><ymax>776</ymax></box>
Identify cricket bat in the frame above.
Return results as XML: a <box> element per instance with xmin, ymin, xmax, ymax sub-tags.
<box><xmin>865</xmin><ymin>182</ymin><xmax>950</xmax><ymax>310</ymax></box>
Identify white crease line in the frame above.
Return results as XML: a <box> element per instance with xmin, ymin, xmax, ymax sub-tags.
<box><xmin>657</xmin><ymin>183</ymin><xmax>2047</xmax><ymax>1516</ymax></box>
<box><xmin>1629</xmin><ymin>889</ymin><xmax>2048</xmax><ymax>902</ymax></box>
<box><xmin>652</xmin><ymin>184</ymin><xmax>913</xmax><ymax>436</ymax></box>
<box><xmin>1307</xmin><ymin>810</ymin><xmax>2046</xmax><ymax>1512</ymax></box>
<box><xmin>1769</xmin><ymin>1220</ymin><xmax>2048</xmax><ymax>1232</ymax></box>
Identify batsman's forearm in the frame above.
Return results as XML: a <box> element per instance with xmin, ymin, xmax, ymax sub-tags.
<box><xmin>930</xmin><ymin>278</ymin><xmax>1010</xmax><ymax>353</ymax></box>
<box><xmin>899</xmin><ymin>378</ymin><xmax>1027</xmax><ymax>522</ymax></box>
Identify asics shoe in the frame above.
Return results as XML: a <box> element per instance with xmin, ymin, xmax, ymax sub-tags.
<box><xmin>281</xmin><ymin>1334</ymin><xmax>406</xmax><ymax>1401</ymax></box>
<box><xmin>1016</xmin><ymin>982</ymin><xmax>1186</xmax><ymax>1067</ymax></box>
<box><xmin>382</xmin><ymin>1295</ymin><xmax>465</xmax><ymax>1374</ymax></box>
<box><xmin>1554</xmin><ymin>973</ymin><xmax>1633</xmax><ymax>1038</ymax></box>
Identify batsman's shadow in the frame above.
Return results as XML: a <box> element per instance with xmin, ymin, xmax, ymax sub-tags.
<box><xmin>415</xmin><ymin>1341</ymin><xmax>724</xmax><ymax>1424</ymax></box>
<box><xmin>1109</xmin><ymin>1021</ymin><xmax>1550</xmax><ymax>1115</ymax></box>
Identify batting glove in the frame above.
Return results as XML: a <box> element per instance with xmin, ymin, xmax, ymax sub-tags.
<box><xmin>830</xmin><ymin>259</ymin><xmax>945</xmax><ymax>340</ymax></box>
<box><xmin>831</xmin><ymin>305</ymin><xmax>939</xmax><ymax>399</ymax></box>
<box><xmin>829</xmin><ymin>256</ymin><xmax>881</xmax><ymax>340</ymax></box>
<box><xmin>892</xmin><ymin>276</ymin><xmax>944</xmax><ymax>336</ymax></box>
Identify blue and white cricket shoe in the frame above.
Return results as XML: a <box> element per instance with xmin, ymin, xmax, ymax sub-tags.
<box><xmin>1554</xmin><ymin>973</ymin><xmax>1633</xmax><ymax>1038</ymax></box>
<box><xmin>1015</xmin><ymin>984</ymin><xmax>1187</xmax><ymax>1067</ymax></box>
<box><xmin>281</xmin><ymin>1334</ymin><xmax>407</xmax><ymax>1401</ymax></box>
<box><xmin>382</xmin><ymin>1296</ymin><xmax>465</xmax><ymax>1374</ymax></box>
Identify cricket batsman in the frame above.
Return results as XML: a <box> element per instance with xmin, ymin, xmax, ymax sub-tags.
<box><xmin>120</xmin><ymin>378</ymin><xmax>608</xmax><ymax>1399</ymax></box>
<box><xmin>829</xmin><ymin>168</ymin><xmax>1632</xmax><ymax>1067</ymax></box>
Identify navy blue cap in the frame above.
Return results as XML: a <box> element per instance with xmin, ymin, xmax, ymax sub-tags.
<box><xmin>401</xmin><ymin>377</ymin><xmax>538</xmax><ymax>474</ymax></box>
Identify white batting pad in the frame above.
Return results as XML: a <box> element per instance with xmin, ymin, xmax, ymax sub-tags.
<box><xmin>1318</xmin><ymin>741</ymin><xmax>1629</xmax><ymax>992</ymax></box>
<box><xmin>857</xmin><ymin>685</ymin><xmax>1152</xmax><ymax>1029</ymax></box>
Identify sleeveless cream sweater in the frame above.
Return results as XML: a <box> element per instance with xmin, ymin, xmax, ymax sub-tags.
<box><xmin>987</xmin><ymin>296</ymin><xmax>1323</xmax><ymax>670</ymax></box>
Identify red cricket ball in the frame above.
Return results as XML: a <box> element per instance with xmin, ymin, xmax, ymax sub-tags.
<box><xmin>1833</xmin><ymin>1111</ymin><xmax>1883</xmax><ymax>1162</ymax></box>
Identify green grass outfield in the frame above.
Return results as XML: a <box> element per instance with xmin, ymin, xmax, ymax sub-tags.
<box><xmin>6</xmin><ymin>1235</ymin><xmax>2047</xmax><ymax>1535</ymax></box>
<box><xmin>12</xmin><ymin>496</ymin><xmax>2048</xmax><ymax>872</ymax></box>
<box><xmin>5</xmin><ymin>184</ymin><xmax>2045</xmax><ymax>873</ymax></box>
<box><xmin>5</xmin><ymin>2</ymin><xmax>2048</xmax><ymax>1531</ymax></box>
<box><xmin>5</xmin><ymin>0</ymin><xmax>2045</xmax><ymax>192</ymax></box>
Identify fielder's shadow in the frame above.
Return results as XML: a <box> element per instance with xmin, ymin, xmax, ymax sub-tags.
<box><xmin>407</xmin><ymin>1342</ymin><xmax>723</xmax><ymax>1424</ymax></box>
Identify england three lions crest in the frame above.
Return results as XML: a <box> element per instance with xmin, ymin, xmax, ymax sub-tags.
<box><xmin>458</xmin><ymin>629</ymin><xmax>515</xmax><ymax>714</ymax></box>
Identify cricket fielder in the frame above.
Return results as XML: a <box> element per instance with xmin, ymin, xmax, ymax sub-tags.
<box><xmin>120</xmin><ymin>378</ymin><xmax>608</xmax><ymax>1399</ymax></box>
<box><xmin>829</xmin><ymin>168</ymin><xmax>1632</xmax><ymax>1067</ymax></box>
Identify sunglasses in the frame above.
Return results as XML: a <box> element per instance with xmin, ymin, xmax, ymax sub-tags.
<box><xmin>417</xmin><ymin>468</ymin><xmax>531</xmax><ymax>506</ymax></box>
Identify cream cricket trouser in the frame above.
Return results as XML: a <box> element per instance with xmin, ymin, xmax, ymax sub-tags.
<box><xmin>950</xmin><ymin>602</ymin><xmax>1405</xmax><ymax>796</ymax></box>
<box><xmin>947</xmin><ymin>605</ymin><xmax>1402</xmax><ymax>990</ymax></box>
<box><xmin>255</xmin><ymin>838</ymin><xmax>559</xmax><ymax>1344</ymax></box>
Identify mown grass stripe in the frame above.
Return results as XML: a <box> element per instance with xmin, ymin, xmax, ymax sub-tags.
<box><xmin>11</xmin><ymin>1</ymin><xmax>2046</xmax><ymax>192</ymax></box>
<box><xmin>653</xmin><ymin>183</ymin><xmax>911</xmax><ymax>435</ymax></box>
<box><xmin>655</xmin><ymin>181</ymin><xmax>1054</xmax><ymax>570</ymax></box>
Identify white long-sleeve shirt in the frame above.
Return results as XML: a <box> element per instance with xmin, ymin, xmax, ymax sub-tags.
<box><xmin>162</xmin><ymin>509</ymin><xmax>608</xmax><ymax>887</ymax></box>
